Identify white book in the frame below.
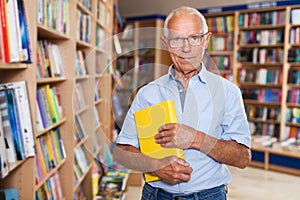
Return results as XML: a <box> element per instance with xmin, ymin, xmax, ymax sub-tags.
<box><xmin>36</xmin><ymin>102</ymin><xmax>44</xmax><ymax>132</ymax></box>
<box><xmin>0</xmin><ymin>91</ymin><xmax>17</xmax><ymax>164</ymax></box>
<box><xmin>50</xmin><ymin>44</ymin><xmax>64</xmax><ymax>77</ymax></box>
<box><xmin>0</xmin><ymin>107</ymin><xmax>9</xmax><ymax>178</ymax></box>
<box><xmin>291</xmin><ymin>9</ymin><xmax>300</xmax><ymax>25</ymax></box>
<box><xmin>2</xmin><ymin>81</ymin><xmax>35</xmax><ymax>157</ymax></box>
<box><xmin>6</xmin><ymin>0</ymin><xmax>22</xmax><ymax>62</ymax></box>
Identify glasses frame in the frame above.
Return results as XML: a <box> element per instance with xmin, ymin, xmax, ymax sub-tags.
<box><xmin>167</xmin><ymin>32</ymin><xmax>209</xmax><ymax>48</ymax></box>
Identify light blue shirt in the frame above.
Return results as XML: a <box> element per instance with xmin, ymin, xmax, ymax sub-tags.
<box><xmin>116</xmin><ymin>65</ymin><xmax>251</xmax><ymax>194</ymax></box>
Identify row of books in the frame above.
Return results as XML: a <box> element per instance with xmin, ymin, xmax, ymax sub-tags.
<box><xmin>73</xmin><ymin>83</ymin><xmax>87</xmax><ymax>113</ymax></box>
<box><xmin>290</xmin><ymin>27</ymin><xmax>300</xmax><ymax>44</ymax></box>
<box><xmin>238</xmin><ymin>10</ymin><xmax>286</xmax><ymax>27</ymax></box>
<box><xmin>238</xmin><ymin>48</ymin><xmax>284</xmax><ymax>64</ymax></box>
<box><xmin>78</xmin><ymin>0</ymin><xmax>91</xmax><ymax>11</ymax></box>
<box><xmin>239</xmin><ymin>30</ymin><xmax>283</xmax><ymax>45</ymax></box>
<box><xmin>288</xmin><ymin>68</ymin><xmax>300</xmax><ymax>85</ymax></box>
<box><xmin>37</xmin><ymin>0</ymin><xmax>69</xmax><ymax>34</ymax></box>
<box><xmin>74</xmin><ymin>114</ymin><xmax>88</xmax><ymax>145</ymax></box>
<box><xmin>96</xmin><ymin>26</ymin><xmax>106</xmax><ymax>47</ymax></box>
<box><xmin>95</xmin><ymin>81</ymin><xmax>102</xmax><ymax>102</ymax></box>
<box><xmin>284</xmin><ymin>126</ymin><xmax>300</xmax><ymax>140</ymax></box>
<box><xmin>208</xmin><ymin>35</ymin><xmax>233</xmax><ymax>51</ymax></box>
<box><xmin>206</xmin><ymin>15</ymin><xmax>234</xmax><ymax>34</ymax></box>
<box><xmin>35</xmin><ymin>129</ymin><xmax>66</xmax><ymax>183</ymax></box>
<box><xmin>242</xmin><ymin>88</ymin><xmax>282</xmax><ymax>103</ymax></box>
<box><xmin>0</xmin><ymin>188</ymin><xmax>18</xmax><ymax>200</ymax></box>
<box><xmin>287</xmin><ymin>89</ymin><xmax>300</xmax><ymax>105</ymax></box>
<box><xmin>75</xmin><ymin>50</ymin><xmax>89</xmax><ymax>76</ymax></box>
<box><xmin>239</xmin><ymin>68</ymin><xmax>282</xmax><ymax>84</ymax></box>
<box><xmin>287</xmin><ymin>48</ymin><xmax>300</xmax><ymax>63</ymax></box>
<box><xmin>248</xmin><ymin>121</ymin><xmax>280</xmax><ymax>137</ymax></box>
<box><xmin>36</xmin><ymin>85</ymin><xmax>63</xmax><ymax>132</ymax></box>
<box><xmin>286</xmin><ymin>108</ymin><xmax>300</xmax><ymax>124</ymax></box>
<box><xmin>36</xmin><ymin>172</ymin><xmax>63</xmax><ymax>200</ymax></box>
<box><xmin>211</xmin><ymin>55</ymin><xmax>230</xmax><ymax>70</ymax></box>
<box><xmin>246</xmin><ymin>105</ymin><xmax>280</xmax><ymax>122</ymax></box>
<box><xmin>290</xmin><ymin>9</ymin><xmax>300</xmax><ymax>25</ymax></box>
<box><xmin>117</xmin><ymin>57</ymin><xmax>134</xmax><ymax>74</ymax></box>
<box><xmin>97</xmin><ymin>0</ymin><xmax>108</xmax><ymax>26</ymax></box>
<box><xmin>0</xmin><ymin>81</ymin><xmax>35</xmax><ymax>178</ymax></box>
<box><xmin>0</xmin><ymin>0</ymin><xmax>31</xmax><ymax>63</ymax></box>
<box><xmin>36</xmin><ymin>40</ymin><xmax>64</xmax><ymax>79</ymax></box>
<box><xmin>77</xmin><ymin>10</ymin><xmax>91</xmax><ymax>43</ymax></box>
<box><xmin>74</xmin><ymin>145</ymin><xmax>90</xmax><ymax>183</ymax></box>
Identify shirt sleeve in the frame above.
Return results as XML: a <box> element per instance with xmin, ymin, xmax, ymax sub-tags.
<box><xmin>221</xmin><ymin>83</ymin><xmax>251</xmax><ymax>148</ymax></box>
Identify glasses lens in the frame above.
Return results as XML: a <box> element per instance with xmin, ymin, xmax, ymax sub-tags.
<box><xmin>169</xmin><ymin>38</ymin><xmax>183</xmax><ymax>48</ymax></box>
<box><xmin>188</xmin><ymin>35</ymin><xmax>202</xmax><ymax>45</ymax></box>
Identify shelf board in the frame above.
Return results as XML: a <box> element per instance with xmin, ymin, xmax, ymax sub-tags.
<box><xmin>243</xmin><ymin>99</ymin><xmax>281</xmax><ymax>106</ymax></box>
<box><xmin>208</xmin><ymin>51</ymin><xmax>233</xmax><ymax>56</ymax></box>
<box><xmin>239</xmin><ymin>24</ymin><xmax>285</xmax><ymax>30</ymax></box>
<box><xmin>287</xmin><ymin>84</ymin><xmax>300</xmax><ymax>89</ymax></box>
<box><xmin>37</xmin><ymin>77</ymin><xmax>67</xmax><ymax>84</ymax></box>
<box><xmin>37</xmin><ymin>24</ymin><xmax>70</xmax><ymax>40</ymax></box>
<box><xmin>76</xmin><ymin>40</ymin><xmax>93</xmax><ymax>49</ymax></box>
<box><xmin>289</xmin><ymin>62</ymin><xmax>300</xmax><ymax>67</ymax></box>
<box><xmin>248</xmin><ymin>118</ymin><xmax>280</xmax><ymax>124</ymax></box>
<box><xmin>73</xmin><ymin>164</ymin><xmax>92</xmax><ymax>192</ymax></box>
<box><xmin>94</xmin><ymin>98</ymin><xmax>104</xmax><ymax>105</ymax></box>
<box><xmin>76</xmin><ymin>1</ymin><xmax>92</xmax><ymax>15</ymax></box>
<box><xmin>94</xmin><ymin>124</ymin><xmax>102</xmax><ymax>132</ymax></box>
<box><xmin>239</xmin><ymin>62</ymin><xmax>283</xmax><ymax>67</ymax></box>
<box><xmin>76</xmin><ymin>75</ymin><xmax>90</xmax><ymax>81</ymax></box>
<box><xmin>7</xmin><ymin>160</ymin><xmax>27</xmax><ymax>176</ymax></box>
<box><xmin>290</xmin><ymin>43</ymin><xmax>300</xmax><ymax>47</ymax></box>
<box><xmin>285</xmin><ymin>122</ymin><xmax>300</xmax><ymax>127</ymax></box>
<box><xmin>290</xmin><ymin>24</ymin><xmax>300</xmax><ymax>28</ymax></box>
<box><xmin>239</xmin><ymin>43</ymin><xmax>284</xmax><ymax>48</ymax></box>
<box><xmin>239</xmin><ymin>82</ymin><xmax>282</xmax><ymax>88</ymax></box>
<box><xmin>0</xmin><ymin>63</ymin><xmax>28</xmax><ymax>69</ymax></box>
<box><xmin>36</xmin><ymin>118</ymin><xmax>67</xmax><ymax>138</ymax></box>
<box><xmin>74</xmin><ymin>136</ymin><xmax>88</xmax><ymax>149</ymax></box>
<box><xmin>75</xmin><ymin>105</ymin><xmax>89</xmax><ymax>115</ymax></box>
<box><xmin>35</xmin><ymin>159</ymin><xmax>66</xmax><ymax>190</ymax></box>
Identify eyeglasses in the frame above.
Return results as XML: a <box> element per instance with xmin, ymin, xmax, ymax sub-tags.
<box><xmin>167</xmin><ymin>33</ymin><xmax>209</xmax><ymax>48</ymax></box>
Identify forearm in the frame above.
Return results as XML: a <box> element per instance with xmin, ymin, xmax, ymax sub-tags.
<box><xmin>192</xmin><ymin>131</ymin><xmax>251</xmax><ymax>168</ymax></box>
<box><xmin>113</xmin><ymin>144</ymin><xmax>160</xmax><ymax>172</ymax></box>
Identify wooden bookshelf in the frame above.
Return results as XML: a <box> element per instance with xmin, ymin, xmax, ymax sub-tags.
<box><xmin>0</xmin><ymin>0</ymin><xmax>114</xmax><ymax>199</ymax></box>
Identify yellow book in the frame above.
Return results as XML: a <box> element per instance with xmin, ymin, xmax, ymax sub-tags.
<box><xmin>134</xmin><ymin>100</ymin><xmax>185</xmax><ymax>182</ymax></box>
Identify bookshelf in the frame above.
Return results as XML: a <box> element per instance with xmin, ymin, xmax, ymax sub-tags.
<box><xmin>113</xmin><ymin>16</ymin><xmax>171</xmax><ymax>130</ymax></box>
<box><xmin>0</xmin><ymin>0</ymin><xmax>115</xmax><ymax>199</ymax></box>
<box><xmin>204</xmin><ymin>11</ymin><xmax>238</xmax><ymax>81</ymax></box>
<box><xmin>201</xmin><ymin>2</ymin><xmax>300</xmax><ymax>175</ymax></box>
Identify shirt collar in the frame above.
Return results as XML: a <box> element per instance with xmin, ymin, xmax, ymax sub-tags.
<box><xmin>168</xmin><ymin>64</ymin><xmax>207</xmax><ymax>84</ymax></box>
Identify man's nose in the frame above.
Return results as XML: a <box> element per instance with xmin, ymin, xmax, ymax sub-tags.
<box><xmin>182</xmin><ymin>38</ymin><xmax>191</xmax><ymax>52</ymax></box>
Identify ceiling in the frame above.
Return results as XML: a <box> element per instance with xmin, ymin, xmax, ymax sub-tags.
<box><xmin>118</xmin><ymin>0</ymin><xmax>285</xmax><ymax>18</ymax></box>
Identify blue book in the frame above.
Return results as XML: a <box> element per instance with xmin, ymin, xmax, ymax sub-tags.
<box><xmin>5</xmin><ymin>89</ymin><xmax>25</xmax><ymax>160</ymax></box>
<box><xmin>0</xmin><ymin>188</ymin><xmax>18</xmax><ymax>200</ymax></box>
<box><xmin>17</xmin><ymin>0</ymin><xmax>31</xmax><ymax>63</ymax></box>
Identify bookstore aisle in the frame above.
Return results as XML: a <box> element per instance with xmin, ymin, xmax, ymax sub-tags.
<box><xmin>125</xmin><ymin>166</ymin><xmax>300</xmax><ymax>200</ymax></box>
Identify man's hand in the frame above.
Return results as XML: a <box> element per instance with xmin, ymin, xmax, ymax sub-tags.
<box><xmin>155</xmin><ymin>123</ymin><xmax>197</xmax><ymax>149</ymax></box>
<box><xmin>151</xmin><ymin>156</ymin><xmax>192</xmax><ymax>185</ymax></box>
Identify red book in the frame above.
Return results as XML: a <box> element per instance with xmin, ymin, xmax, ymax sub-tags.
<box><xmin>0</xmin><ymin>0</ymin><xmax>10</xmax><ymax>62</ymax></box>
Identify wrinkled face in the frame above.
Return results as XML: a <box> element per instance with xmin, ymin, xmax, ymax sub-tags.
<box><xmin>162</xmin><ymin>14</ymin><xmax>211</xmax><ymax>73</ymax></box>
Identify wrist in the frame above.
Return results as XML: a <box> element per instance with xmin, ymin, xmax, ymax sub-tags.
<box><xmin>191</xmin><ymin>130</ymin><xmax>204</xmax><ymax>150</ymax></box>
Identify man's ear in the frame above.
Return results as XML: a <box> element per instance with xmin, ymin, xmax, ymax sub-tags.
<box><xmin>204</xmin><ymin>32</ymin><xmax>212</xmax><ymax>49</ymax></box>
<box><xmin>161</xmin><ymin>35</ymin><xmax>168</xmax><ymax>49</ymax></box>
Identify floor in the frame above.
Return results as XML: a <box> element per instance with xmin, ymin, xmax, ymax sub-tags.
<box><xmin>124</xmin><ymin>166</ymin><xmax>300</xmax><ymax>200</ymax></box>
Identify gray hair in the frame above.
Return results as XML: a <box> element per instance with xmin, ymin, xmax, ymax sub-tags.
<box><xmin>163</xmin><ymin>6</ymin><xmax>208</xmax><ymax>36</ymax></box>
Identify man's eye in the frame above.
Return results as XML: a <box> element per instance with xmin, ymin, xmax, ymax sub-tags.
<box><xmin>190</xmin><ymin>36</ymin><xmax>199</xmax><ymax>41</ymax></box>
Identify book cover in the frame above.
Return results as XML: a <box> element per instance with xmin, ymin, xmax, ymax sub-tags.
<box><xmin>4</xmin><ymin>81</ymin><xmax>35</xmax><ymax>157</ymax></box>
<box><xmin>0</xmin><ymin>188</ymin><xmax>18</xmax><ymax>200</ymax></box>
<box><xmin>134</xmin><ymin>99</ymin><xmax>184</xmax><ymax>182</ymax></box>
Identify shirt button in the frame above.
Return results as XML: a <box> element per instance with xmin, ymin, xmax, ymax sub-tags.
<box><xmin>179</xmin><ymin>89</ymin><xmax>183</xmax><ymax>92</ymax></box>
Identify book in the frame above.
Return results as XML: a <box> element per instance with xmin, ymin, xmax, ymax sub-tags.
<box><xmin>134</xmin><ymin>99</ymin><xmax>184</xmax><ymax>182</ymax></box>
<box><xmin>0</xmin><ymin>188</ymin><xmax>18</xmax><ymax>200</ymax></box>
